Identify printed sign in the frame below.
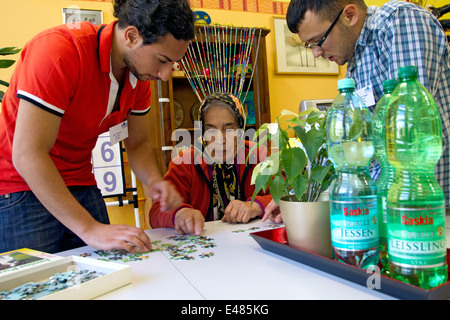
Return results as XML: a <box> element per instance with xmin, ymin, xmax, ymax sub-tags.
<box><xmin>91</xmin><ymin>132</ymin><xmax>125</xmax><ymax>197</ymax></box>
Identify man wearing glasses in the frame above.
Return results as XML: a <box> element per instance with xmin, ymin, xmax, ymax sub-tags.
<box><xmin>285</xmin><ymin>0</ymin><xmax>450</xmax><ymax>210</ymax></box>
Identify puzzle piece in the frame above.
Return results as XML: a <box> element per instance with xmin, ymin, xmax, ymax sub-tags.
<box><xmin>162</xmin><ymin>235</ymin><xmax>217</xmax><ymax>260</ymax></box>
<box><xmin>231</xmin><ymin>223</ymin><xmax>282</xmax><ymax>234</ymax></box>
<box><xmin>81</xmin><ymin>240</ymin><xmax>162</xmax><ymax>263</ymax></box>
<box><xmin>232</xmin><ymin>226</ymin><xmax>260</xmax><ymax>233</ymax></box>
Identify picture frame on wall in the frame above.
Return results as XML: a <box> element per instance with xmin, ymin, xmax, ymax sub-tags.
<box><xmin>62</xmin><ymin>7</ymin><xmax>103</xmax><ymax>26</ymax></box>
<box><xmin>273</xmin><ymin>17</ymin><xmax>339</xmax><ymax>75</ymax></box>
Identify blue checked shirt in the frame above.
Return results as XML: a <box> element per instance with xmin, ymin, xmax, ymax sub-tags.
<box><xmin>346</xmin><ymin>1</ymin><xmax>450</xmax><ymax>207</ymax></box>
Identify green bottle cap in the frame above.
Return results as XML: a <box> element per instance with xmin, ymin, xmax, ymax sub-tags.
<box><xmin>397</xmin><ymin>65</ymin><xmax>418</xmax><ymax>78</ymax></box>
<box><xmin>383</xmin><ymin>79</ymin><xmax>398</xmax><ymax>91</ymax></box>
<box><xmin>338</xmin><ymin>78</ymin><xmax>355</xmax><ymax>89</ymax></box>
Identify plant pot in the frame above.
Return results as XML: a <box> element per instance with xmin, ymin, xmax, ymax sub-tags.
<box><xmin>279</xmin><ymin>195</ymin><xmax>332</xmax><ymax>258</ymax></box>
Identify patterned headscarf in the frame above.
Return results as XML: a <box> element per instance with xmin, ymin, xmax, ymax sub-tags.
<box><xmin>195</xmin><ymin>92</ymin><xmax>246</xmax><ymax>220</ymax></box>
<box><xmin>198</xmin><ymin>92</ymin><xmax>246</xmax><ymax>133</ymax></box>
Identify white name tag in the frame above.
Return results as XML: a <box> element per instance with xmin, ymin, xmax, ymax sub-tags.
<box><xmin>109</xmin><ymin>120</ymin><xmax>128</xmax><ymax>145</ymax></box>
<box><xmin>356</xmin><ymin>85</ymin><xmax>376</xmax><ymax>107</ymax></box>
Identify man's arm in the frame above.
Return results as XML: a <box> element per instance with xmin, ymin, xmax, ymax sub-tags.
<box><xmin>12</xmin><ymin>99</ymin><xmax>151</xmax><ymax>252</ymax></box>
<box><xmin>123</xmin><ymin>113</ymin><xmax>182</xmax><ymax>211</ymax></box>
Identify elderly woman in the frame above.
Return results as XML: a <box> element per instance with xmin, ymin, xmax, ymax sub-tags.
<box><xmin>149</xmin><ymin>92</ymin><xmax>272</xmax><ymax>235</ymax></box>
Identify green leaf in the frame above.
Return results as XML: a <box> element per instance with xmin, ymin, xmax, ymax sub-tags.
<box><xmin>0</xmin><ymin>47</ymin><xmax>21</xmax><ymax>55</ymax></box>
<box><xmin>292</xmin><ymin>175</ymin><xmax>308</xmax><ymax>201</ymax></box>
<box><xmin>281</xmin><ymin>147</ymin><xmax>306</xmax><ymax>182</ymax></box>
<box><xmin>252</xmin><ymin>123</ymin><xmax>268</xmax><ymax>141</ymax></box>
<box><xmin>254</xmin><ymin>169</ymin><xmax>272</xmax><ymax>194</ymax></box>
<box><xmin>0</xmin><ymin>79</ymin><xmax>9</xmax><ymax>87</ymax></box>
<box><xmin>250</xmin><ymin>162</ymin><xmax>262</xmax><ymax>185</ymax></box>
<box><xmin>280</xmin><ymin>125</ymin><xmax>292</xmax><ymax>149</ymax></box>
<box><xmin>0</xmin><ymin>90</ymin><xmax>4</xmax><ymax>103</ymax></box>
<box><xmin>279</xmin><ymin>109</ymin><xmax>308</xmax><ymax>128</ymax></box>
<box><xmin>270</xmin><ymin>126</ymin><xmax>285</xmax><ymax>150</ymax></box>
<box><xmin>292</xmin><ymin>126</ymin><xmax>307</xmax><ymax>145</ymax></box>
<box><xmin>320</xmin><ymin>175</ymin><xmax>332</xmax><ymax>191</ymax></box>
<box><xmin>298</xmin><ymin>106</ymin><xmax>321</xmax><ymax>119</ymax></box>
<box><xmin>306</xmin><ymin>108</ymin><xmax>323</xmax><ymax>124</ymax></box>
<box><xmin>280</xmin><ymin>109</ymin><xmax>298</xmax><ymax>117</ymax></box>
<box><xmin>251</xmin><ymin>154</ymin><xmax>280</xmax><ymax>202</ymax></box>
<box><xmin>251</xmin><ymin>160</ymin><xmax>275</xmax><ymax>188</ymax></box>
<box><xmin>269</xmin><ymin>175</ymin><xmax>285</xmax><ymax>205</ymax></box>
<box><xmin>0</xmin><ymin>59</ymin><xmax>15</xmax><ymax>69</ymax></box>
<box><xmin>305</xmin><ymin>127</ymin><xmax>325</xmax><ymax>162</ymax></box>
<box><xmin>311</xmin><ymin>165</ymin><xmax>331</xmax><ymax>184</ymax></box>
<box><xmin>246</xmin><ymin>133</ymin><xmax>267</xmax><ymax>164</ymax></box>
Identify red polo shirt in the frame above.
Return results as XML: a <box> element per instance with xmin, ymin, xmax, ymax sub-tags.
<box><xmin>0</xmin><ymin>21</ymin><xmax>151</xmax><ymax>194</ymax></box>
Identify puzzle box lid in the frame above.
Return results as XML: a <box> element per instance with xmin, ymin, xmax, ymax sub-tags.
<box><xmin>0</xmin><ymin>248</ymin><xmax>63</xmax><ymax>278</ymax></box>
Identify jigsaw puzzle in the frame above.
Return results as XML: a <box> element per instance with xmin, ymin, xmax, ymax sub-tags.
<box><xmin>0</xmin><ymin>269</ymin><xmax>104</xmax><ymax>300</ymax></box>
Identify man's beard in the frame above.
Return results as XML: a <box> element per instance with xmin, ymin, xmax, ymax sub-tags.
<box><xmin>124</xmin><ymin>55</ymin><xmax>156</xmax><ymax>81</ymax></box>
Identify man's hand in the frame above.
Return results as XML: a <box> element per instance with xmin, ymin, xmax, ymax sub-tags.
<box><xmin>147</xmin><ymin>181</ymin><xmax>183</xmax><ymax>212</ymax></box>
<box><xmin>174</xmin><ymin>207</ymin><xmax>205</xmax><ymax>235</ymax></box>
<box><xmin>222</xmin><ymin>200</ymin><xmax>262</xmax><ymax>224</ymax></box>
<box><xmin>80</xmin><ymin>222</ymin><xmax>152</xmax><ymax>253</ymax></box>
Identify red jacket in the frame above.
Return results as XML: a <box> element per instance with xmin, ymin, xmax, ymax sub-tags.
<box><xmin>149</xmin><ymin>141</ymin><xmax>272</xmax><ymax>228</ymax></box>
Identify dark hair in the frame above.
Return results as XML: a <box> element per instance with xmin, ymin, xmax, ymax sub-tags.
<box><xmin>286</xmin><ymin>0</ymin><xmax>366</xmax><ymax>33</ymax></box>
<box><xmin>113</xmin><ymin>0</ymin><xmax>195</xmax><ymax>44</ymax></box>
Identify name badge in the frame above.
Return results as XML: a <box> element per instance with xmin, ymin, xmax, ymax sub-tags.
<box><xmin>109</xmin><ymin>120</ymin><xmax>128</xmax><ymax>145</ymax></box>
<box><xmin>356</xmin><ymin>85</ymin><xmax>375</xmax><ymax>107</ymax></box>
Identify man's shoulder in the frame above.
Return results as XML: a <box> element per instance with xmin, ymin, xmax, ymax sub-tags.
<box><xmin>377</xmin><ymin>0</ymin><xmax>428</xmax><ymax>18</ymax></box>
<box><xmin>29</xmin><ymin>22</ymin><xmax>98</xmax><ymax>44</ymax></box>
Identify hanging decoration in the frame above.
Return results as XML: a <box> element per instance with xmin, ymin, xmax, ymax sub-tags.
<box><xmin>179</xmin><ymin>25</ymin><xmax>262</xmax><ymax>104</ymax></box>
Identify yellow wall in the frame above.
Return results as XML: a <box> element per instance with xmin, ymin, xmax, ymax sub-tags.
<box><xmin>1</xmin><ymin>0</ymin><xmax>448</xmax><ymax>227</ymax></box>
<box><xmin>2</xmin><ymin>0</ymin><xmax>448</xmax><ymax>120</ymax></box>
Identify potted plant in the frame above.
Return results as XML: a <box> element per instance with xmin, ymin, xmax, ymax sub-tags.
<box><xmin>249</xmin><ymin>107</ymin><xmax>334</xmax><ymax>257</ymax></box>
<box><xmin>0</xmin><ymin>46</ymin><xmax>21</xmax><ymax>102</ymax></box>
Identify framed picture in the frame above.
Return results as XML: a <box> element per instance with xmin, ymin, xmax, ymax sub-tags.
<box><xmin>273</xmin><ymin>17</ymin><xmax>339</xmax><ymax>75</ymax></box>
<box><xmin>62</xmin><ymin>7</ymin><xmax>103</xmax><ymax>26</ymax></box>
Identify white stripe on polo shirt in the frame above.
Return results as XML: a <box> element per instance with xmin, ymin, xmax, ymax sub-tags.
<box><xmin>16</xmin><ymin>90</ymin><xmax>65</xmax><ymax>117</ymax></box>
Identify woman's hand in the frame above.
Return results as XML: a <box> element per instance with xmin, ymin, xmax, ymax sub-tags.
<box><xmin>261</xmin><ymin>199</ymin><xmax>282</xmax><ymax>223</ymax></box>
<box><xmin>222</xmin><ymin>200</ymin><xmax>262</xmax><ymax>223</ymax></box>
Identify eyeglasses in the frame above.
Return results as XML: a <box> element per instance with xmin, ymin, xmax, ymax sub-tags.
<box><xmin>304</xmin><ymin>8</ymin><xmax>344</xmax><ymax>51</ymax></box>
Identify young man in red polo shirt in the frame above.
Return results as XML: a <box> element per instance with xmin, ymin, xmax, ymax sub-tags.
<box><xmin>0</xmin><ymin>0</ymin><xmax>194</xmax><ymax>253</ymax></box>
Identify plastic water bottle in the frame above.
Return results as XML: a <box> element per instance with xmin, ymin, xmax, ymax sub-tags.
<box><xmin>372</xmin><ymin>79</ymin><xmax>398</xmax><ymax>275</ymax></box>
<box><xmin>385</xmin><ymin>66</ymin><xmax>447</xmax><ymax>289</ymax></box>
<box><xmin>326</xmin><ymin>78</ymin><xmax>380</xmax><ymax>269</ymax></box>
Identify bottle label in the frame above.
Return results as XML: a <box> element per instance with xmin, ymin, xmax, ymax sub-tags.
<box><xmin>388</xmin><ymin>206</ymin><xmax>447</xmax><ymax>267</ymax></box>
<box><xmin>330</xmin><ymin>196</ymin><xmax>379</xmax><ymax>250</ymax></box>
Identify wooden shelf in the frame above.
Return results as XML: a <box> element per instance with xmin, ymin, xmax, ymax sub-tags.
<box><xmin>171</xmin><ymin>70</ymin><xmax>185</xmax><ymax>78</ymax></box>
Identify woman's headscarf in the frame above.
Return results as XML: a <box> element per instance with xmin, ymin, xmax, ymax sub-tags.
<box><xmin>198</xmin><ymin>92</ymin><xmax>246</xmax><ymax>135</ymax></box>
<box><xmin>195</xmin><ymin>92</ymin><xmax>246</xmax><ymax>220</ymax></box>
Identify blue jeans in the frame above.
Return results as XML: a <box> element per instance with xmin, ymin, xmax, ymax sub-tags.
<box><xmin>0</xmin><ymin>186</ymin><xmax>109</xmax><ymax>254</ymax></box>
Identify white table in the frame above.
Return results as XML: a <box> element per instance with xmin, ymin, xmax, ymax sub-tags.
<box><xmin>60</xmin><ymin>219</ymin><xmax>398</xmax><ymax>300</ymax></box>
